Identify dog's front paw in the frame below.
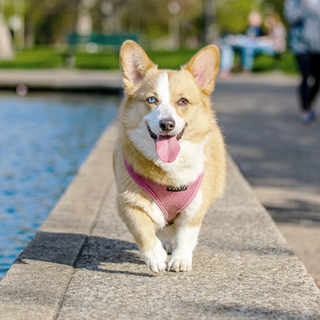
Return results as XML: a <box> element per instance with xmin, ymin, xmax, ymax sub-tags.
<box><xmin>167</xmin><ymin>258</ymin><xmax>192</xmax><ymax>272</ymax></box>
<box><xmin>141</xmin><ymin>240</ymin><xmax>167</xmax><ymax>273</ymax></box>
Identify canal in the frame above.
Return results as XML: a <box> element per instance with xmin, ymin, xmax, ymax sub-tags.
<box><xmin>0</xmin><ymin>92</ymin><xmax>120</xmax><ymax>280</ymax></box>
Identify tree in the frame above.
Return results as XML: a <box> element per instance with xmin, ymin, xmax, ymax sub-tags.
<box><xmin>0</xmin><ymin>12</ymin><xmax>14</xmax><ymax>59</ymax></box>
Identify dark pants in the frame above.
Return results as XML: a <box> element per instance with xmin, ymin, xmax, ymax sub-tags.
<box><xmin>295</xmin><ymin>53</ymin><xmax>320</xmax><ymax>111</ymax></box>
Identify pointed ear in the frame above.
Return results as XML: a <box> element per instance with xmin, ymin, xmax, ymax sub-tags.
<box><xmin>120</xmin><ymin>40</ymin><xmax>156</xmax><ymax>94</ymax></box>
<box><xmin>183</xmin><ymin>45</ymin><xmax>220</xmax><ymax>94</ymax></box>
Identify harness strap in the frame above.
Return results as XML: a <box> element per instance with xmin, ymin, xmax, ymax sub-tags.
<box><xmin>123</xmin><ymin>157</ymin><xmax>204</xmax><ymax>223</ymax></box>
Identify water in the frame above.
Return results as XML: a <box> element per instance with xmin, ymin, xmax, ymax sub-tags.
<box><xmin>0</xmin><ymin>92</ymin><xmax>120</xmax><ymax>280</ymax></box>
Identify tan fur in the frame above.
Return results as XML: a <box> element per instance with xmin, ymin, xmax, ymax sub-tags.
<box><xmin>113</xmin><ymin>41</ymin><xmax>226</xmax><ymax>272</ymax></box>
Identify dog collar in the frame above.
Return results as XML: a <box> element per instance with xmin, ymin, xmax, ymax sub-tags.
<box><xmin>123</xmin><ymin>156</ymin><xmax>204</xmax><ymax>223</ymax></box>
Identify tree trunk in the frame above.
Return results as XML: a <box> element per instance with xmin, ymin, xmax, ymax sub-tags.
<box><xmin>0</xmin><ymin>13</ymin><xmax>14</xmax><ymax>60</ymax></box>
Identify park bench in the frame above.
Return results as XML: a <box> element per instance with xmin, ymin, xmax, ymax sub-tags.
<box><xmin>65</xmin><ymin>33</ymin><xmax>139</xmax><ymax>67</ymax></box>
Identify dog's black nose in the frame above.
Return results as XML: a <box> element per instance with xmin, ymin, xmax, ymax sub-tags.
<box><xmin>159</xmin><ymin>118</ymin><xmax>175</xmax><ymax>132</ymax></box>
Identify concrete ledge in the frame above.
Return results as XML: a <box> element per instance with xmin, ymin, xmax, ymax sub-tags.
<box><xmin>0</xmin><ymin>70</ymin><xmax>123</xmax><ymax>92</ymax></box>
<box><xmin>1</xmin><ymin>123</ymin><xmax>320</xmax><ymax>319</ymax></box>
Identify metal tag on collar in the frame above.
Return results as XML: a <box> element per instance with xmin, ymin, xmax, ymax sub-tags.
<box><xmin>167</xmin><ymin>185</ymin><xmax>188</xmax><ymax>192</ymax></box>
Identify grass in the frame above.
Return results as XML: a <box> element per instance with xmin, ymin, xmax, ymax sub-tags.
<box><xmin>0</xmin><ymin>47</ymin><xmax>64</xmax><ymax>69</ymax></box>
<box><xmin>0</xmin><ymin>46</ymin><xmax>299</xmax><ymax>74</ymax></box>
<box><xmin>72</xmin><ymin>48</ymin><xmax>199</xmax><ymax>70</ymax></box>
<box><xmin>253</xmin><ymin>51</ymin><xmax>299</xmax><ymax>74</ymax></box>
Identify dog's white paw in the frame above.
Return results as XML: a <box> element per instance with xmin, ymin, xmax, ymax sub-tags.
<box><xmin>141</xmin><ymin>240</ymin><xmax>167</xmax><ymax>273</ymax></box>
<box><xmin>167</xmin><ymin>258</ymin><xmax>192</xmax><ymax>272</ymax></box>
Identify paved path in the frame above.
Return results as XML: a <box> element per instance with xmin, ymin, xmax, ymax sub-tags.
<box><xmin>213</xmin><ymin>73</ymin><xmax>320</xmax><ymax>287</ymax></box>
<box><xmin>1</xmin><ymin>70</ymin><xmax>320</xmax><ymax>316</ymax></box>
<box><xmin>1</xmin><ymin>123</ymin><xmax>319</xmax><ymax>319</ymax></box>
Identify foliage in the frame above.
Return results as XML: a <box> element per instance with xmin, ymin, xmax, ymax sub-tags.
<box><xmin>217</xmin><ymin>0</ymin><xmax>258</xmax><ymax>34</ymax></box>
<box><xmin>25</xmin><ymin>0</ymin><xmax>77</xmax><ymax>44</ymax></box>
<box><xmin>0</xmin><ymin>47</ymin><xmax>64</xmax><ymax>68</ymax></box>
<box><xmin>217</xmin><ymin>0</ymin><xmax>286</xmax><ymax>34</ymax></box>
<box><xmin>0</xmin><ymin>0</ymin><xmax>288</xmax><ymax>48</ymax></box>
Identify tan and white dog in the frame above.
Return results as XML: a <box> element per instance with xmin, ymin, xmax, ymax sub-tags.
<box><xmin>113</xmin><ymin>40</ymin><xmax>226</xmax><ymax>273</ymax></box>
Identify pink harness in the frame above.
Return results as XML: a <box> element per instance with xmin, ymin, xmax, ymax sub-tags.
<box><xmin>124</xmin><ymin>157</ymin><xmax>204</xmax><ymax>223</ymax></box>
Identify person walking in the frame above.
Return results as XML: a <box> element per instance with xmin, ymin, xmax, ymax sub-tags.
<box><xmin>284</xmin><ymin>0</ymin><xmax>320</xmax><ymax>123</ymax></box>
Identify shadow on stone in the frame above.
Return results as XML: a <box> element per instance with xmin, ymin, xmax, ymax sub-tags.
<box><xmin>266</xmin><ymin>200</ymin><xmax>320</xmax><ymax>224</ymax></box>
<box><xmin>183</xmin><ymin>300</ymin><xmax>320</xmax><ymax>320</ymax></box>
<box><xmin>15</xmin><ymin>231</ymin><xmax>153</xmax><ymax>277</ymax></box>
<box><xmin>215</xmin><ymin>81</ymin><xmax>320</xmax><ymax>226</ymax></box>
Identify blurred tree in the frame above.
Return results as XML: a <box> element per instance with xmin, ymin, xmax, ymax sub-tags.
<box><xmin>216</xmin><ymin>0</ymin><xmax>286</xmax><ymax>35</ymax></box>
<box><xmin>120</xmin><ymin>0</ymin><xmax>202</xmax><ymax>48</ymax></box>
<box><xmin>262</xmin><ymin>0</ymin><xmax>285</xmax><ymax>21</ymax></box>
<box><xmin>24</xmin><ymin>0</ymin><xmax>78</xmax><ymax>46</ymax></box>
<box><xmin>216</xmin><ymin>0</ymin><xmax>260</xmax><ymax>34</ymax></box>
<box><xmin>0</xmin><ymin>12</ymin><xmax>14</xmax><ymax>59</ymax></box>
<box><xmin>1</xmin><ymin>0</ymin><xmax>286</xmax><ymax>50</ymax></box>
<box><xmin>202</xmin><ymin>0</ymin><xmax>217</xmax><ymax>45</ymax></box>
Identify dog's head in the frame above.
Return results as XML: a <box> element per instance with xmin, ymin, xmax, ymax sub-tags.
<box><xmin>120</xmin><ymin>41</ymin><xmax>220</xmax><ymax>164</ymax></box>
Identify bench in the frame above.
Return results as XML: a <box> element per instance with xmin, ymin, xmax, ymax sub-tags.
<box><xmin>65</xmin><ymin>33</ymin><xmax>139</xmax><ymax>67</ymax></box>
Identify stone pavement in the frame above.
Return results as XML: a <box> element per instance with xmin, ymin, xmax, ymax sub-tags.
<box><xmin>214</xmin><ymin>72</ymin><xmax>320</xmax><ymax>287</ymax></box>
<box><xmin>1</xmin><ymin>122</ymin><xmax>320</xmax><ymax>319</ymax></box>
<box><xmin>1</xmin><ymin>70</ymin><xmax>320</xmax><ymax>318</ymax></box>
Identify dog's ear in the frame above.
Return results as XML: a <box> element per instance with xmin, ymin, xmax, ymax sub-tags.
<box><xmin>183</xmin><ymin>45</ymin><xmax>220</xmax><ymax>95</ymax></box>
<box><xmin>120</xmin><ymin>40</ymin><xmax>156</xmax><ymax>94</ymax></box>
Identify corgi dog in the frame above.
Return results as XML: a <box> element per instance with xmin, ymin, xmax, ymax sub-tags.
<box><xmin>113</xmin><ymin>41</ymin><xmax>226</xmax><ymax>273</ymax></box>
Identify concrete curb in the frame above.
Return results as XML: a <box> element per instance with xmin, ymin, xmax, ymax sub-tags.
<box><xmin>1</xmin><ymin>122</ymin><xmax>320</xmax><ymax>319</ymax></box>
<box><xmin>0</xmin><ymin>70</ymin><xmax>123</xmax><ymax>92</ymax></box>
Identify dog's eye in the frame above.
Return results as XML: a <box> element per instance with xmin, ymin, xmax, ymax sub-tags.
<box><xmin>178</xmin><ymin>98</ymin><xmax>189</xmax><ymax>106</ymax></box>
<box><xmin>146</xmin><ymin>96</ymin><xmax>157</xmax><ymax>104</ymax></box>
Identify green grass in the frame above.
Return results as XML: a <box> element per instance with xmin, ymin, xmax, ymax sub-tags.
<box><xmin>75</xmin><ymin>49</ymin><xmax>199</xmax><ymax>70</ymax></box>
<box><xmin>0</xmin><ymin>46</ymin><xmax>299</xmax><ymax>74</ymax></box>
<box><xmin>0</xmin><ymin>47</ymin><xmax>65</xmax><ymax>69</ymax></box>
<box><xmin>253</xmin><ymin>51</ymin><xmax>299</xmax><ymax>74</ymax></box>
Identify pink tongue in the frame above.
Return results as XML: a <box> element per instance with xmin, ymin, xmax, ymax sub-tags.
<box><xmin>156</xmin><ymin>135</ymin><xmax>180</xmax><ymax>163</ymax></box>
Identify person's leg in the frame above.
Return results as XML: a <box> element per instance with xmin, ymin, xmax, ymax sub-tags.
<box><xmin>240</xmin><ymin>40</ymin><xmax>275</xmax><ymax>72</ymax></box>
<box><xmin>241</xmin><ymin>46</ymin><xmax>255</xmax><ymax>71</ymax></box>
<box><xmin>295</xmin><ymin>53</ymin><xmax>312</xmax><ymax>111</ymax></box>
<box><xmin>309</xmin><ymin>53</ymin><xmax>320</xmax><ymax>108</ymax></box>
<box><xmin>220</xmin><ymin>43</ymin><xmax>235</xmax><ymax>73</ymax></box>
<box><xmin>244</xmin><ymin>43</ymin><xmax>276</xmax><ymax>72</ymax></box>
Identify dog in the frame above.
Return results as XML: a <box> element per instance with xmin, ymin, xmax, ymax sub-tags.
<box><xmin>113</xmin><ymin>40</ymin><xmax>226</xmax><ymax>273</ymax></box>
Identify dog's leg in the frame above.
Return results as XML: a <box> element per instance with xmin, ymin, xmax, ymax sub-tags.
<box><xmin>167</xmin><ymin>222</ymin><xmax>200</xmax><ymax>272</ymax></box>
<box><xmin>167</xmin><ymin>190</ymin><xmax>205</xmax><ymax>272</ymax></box>
<box><xmin>119</xmin><ymin>204</ymin><xmax>167</xmax><ymax>273</ymax></box>
<box><xmin>156</xmin><ymin>224</ymin><xmax>176</xmax><ymax>254</ymax></box>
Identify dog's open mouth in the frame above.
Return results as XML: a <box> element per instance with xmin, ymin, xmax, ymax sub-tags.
<box><xmin>147</xmin><ymin>124</ymin><xmax>186</xmax><ymax>163</ymax></box>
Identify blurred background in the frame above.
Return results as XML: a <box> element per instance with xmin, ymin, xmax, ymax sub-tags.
<box><xmin>0</xmin><ymin>0</ymin><xmax>296</xmax><ymax>73</ymax></box>
<box><xmin>2</xmin><ymin>0</ymin><xmax>320</xmax><ymax>289</ymax></box>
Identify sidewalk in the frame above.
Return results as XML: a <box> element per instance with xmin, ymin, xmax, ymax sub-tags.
<box><xmin>214</xmin><ymin>72</ymin><xmax>320</xmax><ymax>287</ymax></box>
<box><xmin>1</xmin><ymin>123</ymin><xmax>319</xmax><ymax>319</ymax></box>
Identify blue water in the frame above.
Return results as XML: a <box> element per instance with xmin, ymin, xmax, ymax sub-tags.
<box><xmin>0</xmin><ymin>92</ymin><xmax>120</xmax><ymax>280</ymax></box>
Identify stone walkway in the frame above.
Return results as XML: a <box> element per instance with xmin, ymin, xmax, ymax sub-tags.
<box><xmin>214</xmin><ymin>73</ymin><xmax>320</xmax><ymax>287</ymax></box>
<box><xmin>0</xmin><ymin>70</ymin><xmax>320</xmax><ymax>319</ymax></box>
<box><xmin>1</xmin><ymin>123</ymin><xmax>319</xmax><ymax>319</ymax></box>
